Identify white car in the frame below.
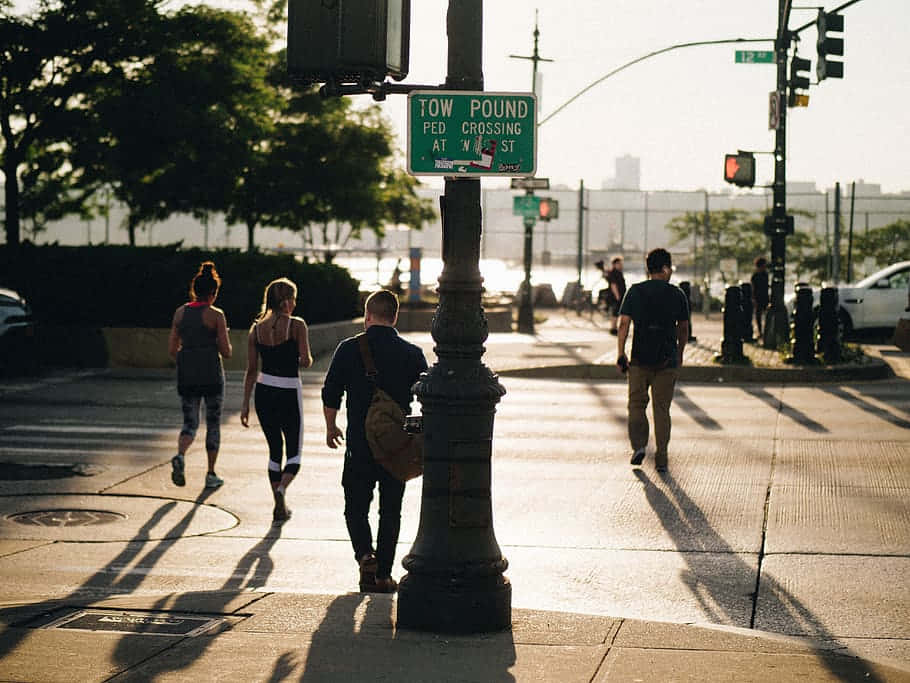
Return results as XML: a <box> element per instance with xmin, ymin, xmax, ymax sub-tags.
<box><xmin>0</xmin><ymin>287</ymin><xmax>33</xmax><ymax>341</ymax></box>
<box><xmin>788</xmin><ymin>261</ymin><xmax>910</xmax><ymax>334</ymax></box>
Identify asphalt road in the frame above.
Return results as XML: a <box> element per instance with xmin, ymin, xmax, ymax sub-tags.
<box><xmin>0</xmin><ymin>363</ymin><xmax>908</xmax><ymax>670</ymax></box>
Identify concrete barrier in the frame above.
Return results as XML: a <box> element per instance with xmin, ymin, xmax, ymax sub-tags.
<box><xmin>102</xmin><ymin>320</ymin><xmax>363</xmax><ymax>370</ymax></box>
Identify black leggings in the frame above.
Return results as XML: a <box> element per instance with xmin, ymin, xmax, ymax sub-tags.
<box><xmin>254</xmin><ymin>383</ymin><xmax>302</xmax><ymax>483</ymax></box>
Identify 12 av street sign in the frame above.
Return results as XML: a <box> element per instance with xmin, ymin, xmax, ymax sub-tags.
<box><xmin>408</xmin><ymin>90</ymin><xmax>537</xmax><ymax>177</ymax></box>
<box><xmin>735</xmin><ymin>50</ymin><xmax>775</xmax><ymax>64</ymax></box>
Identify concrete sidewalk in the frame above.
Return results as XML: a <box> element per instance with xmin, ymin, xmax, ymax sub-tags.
<box><xmin>2</xmin><ymin>310</ymin><xmax>909</xmax><ymax>682</ymax></box>
<box><xmin>3</xmin><ymin>591</ymin><xmax>909</xmax><ymax>682</ymax></box>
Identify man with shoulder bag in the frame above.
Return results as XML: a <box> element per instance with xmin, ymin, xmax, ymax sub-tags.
<box><xmin>616</xmin><ymin>248</ymin><xmax>689</xmax><ymax>473</ymax></box>
<box><xmin>322</xmin><ymin>290</ymin><xmax>428</xmax><ymax>593</ymax></box>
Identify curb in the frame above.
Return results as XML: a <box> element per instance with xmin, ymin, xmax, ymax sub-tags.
<box><xmin>497</xmin><ymin>357</ymin><xmax>892</xmax><ymax>382</ymax></box>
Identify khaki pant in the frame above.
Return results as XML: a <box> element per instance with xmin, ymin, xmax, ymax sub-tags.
<box><xmin>627</xmin><ymin>365</ymin><xmax>679</xmax><ymax>466</ymax></box>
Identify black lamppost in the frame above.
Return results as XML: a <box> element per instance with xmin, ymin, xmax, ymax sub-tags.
<box><xmin>396</xmin><ymin>0</ymin><xmax>512</xmax><ymax>633</ymax></box>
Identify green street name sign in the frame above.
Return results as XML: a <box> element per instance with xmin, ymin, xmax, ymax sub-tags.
<box><xmin>408</xmin><ymin>90</ymin><xmax>537</xmax><ymax>177</ymax></box>
<box><xmin>735</xmin><ymin>50</ymin><xmax>775</xmax><ymax>64</ymax></box>
<box><xmin>512</xmin><ymin>195</ymin><xmax>540</xmax><ymax>218</ymax></box>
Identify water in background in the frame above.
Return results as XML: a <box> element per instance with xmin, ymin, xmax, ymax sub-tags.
<box><xmin>334</xmin><ymin>256</ymin><xmax>637</xmax><ymax>301</ymax></box>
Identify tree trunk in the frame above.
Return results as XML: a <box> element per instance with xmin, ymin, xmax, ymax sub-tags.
<box><xmin>127</xmin><ymin>214</ymin><xmax>138</xmax><ymax>246</ymax></box>
<box><xmin>246</xmin><ymin>220</ymin><xmax>255</xmax><ymax>252</ymax></box>
<box><xmin>3</xmin><ymin>154</ymin><xmax>21</xmax><ymax>247</ymax></box>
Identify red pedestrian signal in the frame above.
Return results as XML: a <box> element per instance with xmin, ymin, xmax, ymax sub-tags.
<box><xmin>724</xmin><ymin>153</ymin><xmax>755</xmax><ymax>188</ymax></box>
<box><xmin>538</xmin><ymin>197</ymin><xmax>559</xmax><ymax>221</ymax></box>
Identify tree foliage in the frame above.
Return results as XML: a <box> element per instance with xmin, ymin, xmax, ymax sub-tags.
<box><xmin>2</xmin><ymin>0</ymin><xmax>434</xmax><ymax>253</ymax></box>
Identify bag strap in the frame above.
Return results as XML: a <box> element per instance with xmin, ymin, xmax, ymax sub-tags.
<box><xmin>356</xmin><ymin>333</ymin><xmax>378</xmax><ymax>382</ymax></box>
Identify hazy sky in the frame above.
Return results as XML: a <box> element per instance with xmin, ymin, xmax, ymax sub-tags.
<box><xmin>383</xmin><ymin>1</ymin><xmax>909</xmax><ymax>194</ymax></box>
<box><xmin>14</xmin><ymin>1</ymin><xmax>909</xmax><ymax>194</ymax></box>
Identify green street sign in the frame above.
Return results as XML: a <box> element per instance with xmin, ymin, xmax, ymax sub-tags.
<box><xmin>512</xmin><ymin>195</ymin><xmax>540</xmax><ymax>218</ymax></box>
<box><xmin>408</xmin><ymin>90</ymin><xmax>537</xmax><ymax>177</ymax></box>
<box><xmin>735</xmin><ymin>50</ymin><xmax>775</xmax><ymax>64</ymax></box>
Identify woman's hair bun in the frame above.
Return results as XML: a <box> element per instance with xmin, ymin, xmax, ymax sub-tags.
<box><xmin>200</xmin><ymin>261</ymin><xmax>216</xmax><ymax>275</ymax></box>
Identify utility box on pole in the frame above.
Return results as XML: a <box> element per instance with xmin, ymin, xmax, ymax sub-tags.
<box><xmin>287</xmin><ymin>0</ymin><xmax>410</xmax><ymax>85</ymax></box>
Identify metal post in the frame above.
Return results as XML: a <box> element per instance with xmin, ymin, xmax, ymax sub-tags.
<box><xmin>762</xmin><ymin>0</ymin><xmax>792</xmax><ymax>349</ymax></box>
<box><xmin>398</xmin><ymin>0</ymin><xmax>511</xmax><ymax>634</ymax></box>
<box><xmin>702</xmin><ymin>191</ymin><xmax>710</xmax><ymax>318</ymax></box>
<box><xmin>576</xmin><ymin>179</ymin><xmax>584</xmax><ymax>286</ymax></box>
<box><xmin>846</xmin><ymin>180</ymin><xmax>856</xmax><ymax>283</ymax></box>
<box><xmin>511</xmin><ymin>13</ymin><xmax>551</xmax><ymax>336</ymax></box>
<box><xmin>833</xmin><ymin>182</ymin><xmax>841</xmax><ymax>284</ymax></box>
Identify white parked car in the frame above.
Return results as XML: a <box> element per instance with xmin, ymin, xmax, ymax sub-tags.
<box><xmin>0</xmin><ymin>287</ymin><xmax>33</xmax><ymax>341</ymax></box>
<box><xmin>787</xmin><ymin>261</ymin><xmax>910</xmax><ymax>334</ymax></box>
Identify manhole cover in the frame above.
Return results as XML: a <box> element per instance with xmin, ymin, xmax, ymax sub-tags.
<box><xmin>8</xmin><ymin>509</ymin><xmax>126</xmax><ymax>527</ymax></box>
<box><xmin>42</xmin><ymin>609</ymin><xmax>222</xmax><ymax>636</ymax></box>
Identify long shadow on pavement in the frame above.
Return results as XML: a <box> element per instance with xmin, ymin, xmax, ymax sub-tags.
<box><xmin>741</xmin><ymin>386</ymin><xmax>829</xmax><ymax>433</ymax></box>
<box><xmin>292</xmin><ymin>593</ymin><xmax>516</xmax><ymax>682</ymax></box>
<box><xmin>675</xmin><ymin>387</ymin><xmax>724</xmax><ymax>431</ymax></box>
<box><xmin>0</xmin><ymin>488</ymin><xmax>212</xmax><ymax>661</ymax></box>
<box><xmin>820</xmin><ymin>384</ymin><xmax>910</xmax><ymax>430</ymax></box>
<box><xmin>633</xmin><ymin>469</ymin><xmax>883</xmax><ymax>683</ymax></box>
<box><xmin>109</xmin><ymin>519</ymin><xmax>287</xmax><ymax>677</ymax></box>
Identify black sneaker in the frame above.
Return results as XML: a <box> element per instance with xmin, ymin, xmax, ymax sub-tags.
<box><xmin>630</xmin><ymin>448</ymin><xmax>646</xmax><ymax>466</ymax></box>
<box><xmin>170</xmin><ymin>454</ymin><xmax>185</xmax><ymax>486</ymax></box>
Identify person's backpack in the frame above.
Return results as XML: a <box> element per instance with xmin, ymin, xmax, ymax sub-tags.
<box><xmin>357</xmin><ymin>334</ymin><xmax>423</xmax><ymax>482</ymax></box>
<box><xmin>634</xmin><ymin>288</ymin><xmax>676</xmax><ymax>369</ymax></box>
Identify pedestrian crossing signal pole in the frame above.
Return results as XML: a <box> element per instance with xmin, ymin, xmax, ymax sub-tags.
<box><xmin>510</xmin><ymin>11</ymin><xmax>553</xmax><ymax>335</ymax></box>
<box><xmin>398</xmin><ymin>0</ymin><xmax>511</xmax><ymax>634</ymax></box>
<box><xmin>763</xmin><ymin>0</ymin><xmax>793</xmax><ymax>349</ymax></box>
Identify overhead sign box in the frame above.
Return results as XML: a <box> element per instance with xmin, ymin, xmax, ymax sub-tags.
<box><xmin>287</xmin><ymin>0</ymin><xmax>410</xmax><ymax>85</ymax></box>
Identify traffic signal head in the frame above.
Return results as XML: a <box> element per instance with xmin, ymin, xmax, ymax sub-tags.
<box><xmin>724</xmin><ymin>153</ymin><xmax>755</xmax><ymax>188</ymax></box>
<box><xmin>288</xmin><ymin>0</ymin><xmax>411</xmax><ymax>85</ymax></box>
<box><xmin>816</xmin><ymin>11</ymin><xmax>844</xmax><ymax>81</ymax></box>
<box><xmin>538</xmin><ymin>197</ymin><xmax>559</xmax><ymax>221</ymax></box>
<box><xmin>789</xmin><ymin>55</ymin><xmax>811</xmax><ymax>91</ymax></box>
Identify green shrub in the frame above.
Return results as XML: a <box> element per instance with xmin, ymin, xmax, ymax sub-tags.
<box><xmin>0</xmin><ymin>244</ymin><xmax>360</xmax><ymax>328</ymax></box>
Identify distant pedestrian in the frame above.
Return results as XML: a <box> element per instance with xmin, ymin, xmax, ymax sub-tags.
<box><xmin>240</xmin><ymin>278</ymin><xmax>313</xmax><ymax>522</ymax></box>
<box><xmin>321</xmin><ymin>290</ymin><xmax>428</xmax><ymax>593</ymax></box>
<box><xmin>604</xmin><ymin>256</ymin><xmax>627</xmax><ymax>334</ymax></box>
<box><xmin>168</xmin><ymin>261</ymin><xmax>232</xmax><ymax>489</ymax></box>
<box><xmin>616</xmin><ymin>248</ymin><xmax>689</xmax><ymax>473</ymax></box>
<box><xmin>387</xmin><ymin>259</ymin><xmax>404</xmax><ymax>296</ymax></box>
<box><xmin>751</xmin><ymin>257</ymin><xmax>770</xmax><ymax>338</ymax></box>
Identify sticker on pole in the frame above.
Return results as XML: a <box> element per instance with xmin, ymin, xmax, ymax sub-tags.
<box><xmin>407</xmin><ymin>90</ymin><xmax>537</xmax><ymax>177</ymax></box>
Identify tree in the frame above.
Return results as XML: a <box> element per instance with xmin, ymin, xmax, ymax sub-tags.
<box><xmin>0</xmin><ymin>0</ymin><xmax>164</xmax><ymax>247</ymax></box>
<box><xmin>76</xmin><ymin>5</ymin><xmax>276</xmax><ymax>246</ymax></box>
<box><xmin>854</xmin><ymin>220</ymin><xmax>910</xmax><ymax>267</ymax></box>
<box><xmin>666</xmin><ymin>209</ymin><xmax>766</xmax><ymax>279</ymax></box>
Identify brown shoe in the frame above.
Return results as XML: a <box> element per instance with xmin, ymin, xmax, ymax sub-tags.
<box><xmin>358</xmin><ymin>553</ymin><xmax>378</xmax><ymax>591</ymax></box>
<box><xmin>371</xmin><ymin>577</ymin><xmax>398</xmax><ymax>594</ymax></box>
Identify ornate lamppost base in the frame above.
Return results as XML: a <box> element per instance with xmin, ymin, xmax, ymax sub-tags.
<box><xmin>397</xmin><ymin>573</ymin><xmax>512</xmax><ymax>634</ymax></box>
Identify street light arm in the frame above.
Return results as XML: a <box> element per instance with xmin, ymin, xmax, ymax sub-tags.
<box><xmin>538</xmin><ymin>37</ymin><xmax>774</xmax><ymax>126</ymax></box>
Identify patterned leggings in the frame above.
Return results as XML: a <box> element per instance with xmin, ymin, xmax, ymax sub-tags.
<box><xmin>180</xmin><ymin>392</ymin><xmax>224</xmax><ymax>453</ymax></box>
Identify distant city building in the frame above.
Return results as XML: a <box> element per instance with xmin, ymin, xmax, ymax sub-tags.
<box><xmin>601</xmin><ymin>154</ymin><xmax>640</xmax><ymax>191</ymax></box>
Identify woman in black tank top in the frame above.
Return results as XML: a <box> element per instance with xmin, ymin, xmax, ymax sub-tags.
<box><xmin>240</xmin><ymin>277</ymin><xmax>312</xmax><ymax>522</ymax></box>
<box><xmin>167</xmin><ymin>261</ymin><xmax>232</xmax><ymax>490</ymax></box>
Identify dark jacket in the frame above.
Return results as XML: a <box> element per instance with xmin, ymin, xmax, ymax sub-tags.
<box><xmin>321</xmin><ymin>325</ymin><xmax>428</xmax><ymax>463</ymax></box>
<box><xmin>619</xmin><ymin>280</ymin><xmax>689</xmax><ymax>368</ymax></box>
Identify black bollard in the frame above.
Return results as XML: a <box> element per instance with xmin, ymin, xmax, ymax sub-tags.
<box><xmin>740</xmin><ymin>281</ymin><xmax>754</xmax><ymax>342</ymax></box>
<box><xmin>791</xmin><ymin>284</ymin><xmax>815</xmax><ymax>364</ymax></box>
<box><xmin>817</xmin><ymin>286</ymin><xmax>841</xmax><ymax>364</ymax></box>
<box><xmin>679</xmin><ymin>281</ymin><xmax>696</xmax><ymax>342</ymax></box>
<box><xmin>718</xmin><ymin>286</ymin><xmax>745</xmax><ymax>363</ymax></box>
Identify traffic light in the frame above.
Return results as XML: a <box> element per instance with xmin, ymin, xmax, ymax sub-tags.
<box><xmin>724</xmin><ymin>153</ymin><xmax>755</xmax><ymax>188</ymax></box>
<box><xmin>789</xmin><ymin>55</ymin><xmax>811</xmax><ymax>91</ymax></box>
<box><xmin>816</xmin><ymin>11</ymin><xmax>844</xmax><ymax>81</ymax></box>
<box><xmin>288</xmin><ymin>0</ymin><xmax>411</xmax><ymax>85</ymax></box>
<box><xmin>538</xmin><ymin>197</ymin><xmax>559</xmax><ymax>221</ymax></box>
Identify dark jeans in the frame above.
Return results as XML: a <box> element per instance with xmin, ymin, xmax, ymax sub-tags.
<box><xmin>342</xmin><ymin>454</ymin><xmax>406</xmax><ymax>579</ymax></box>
